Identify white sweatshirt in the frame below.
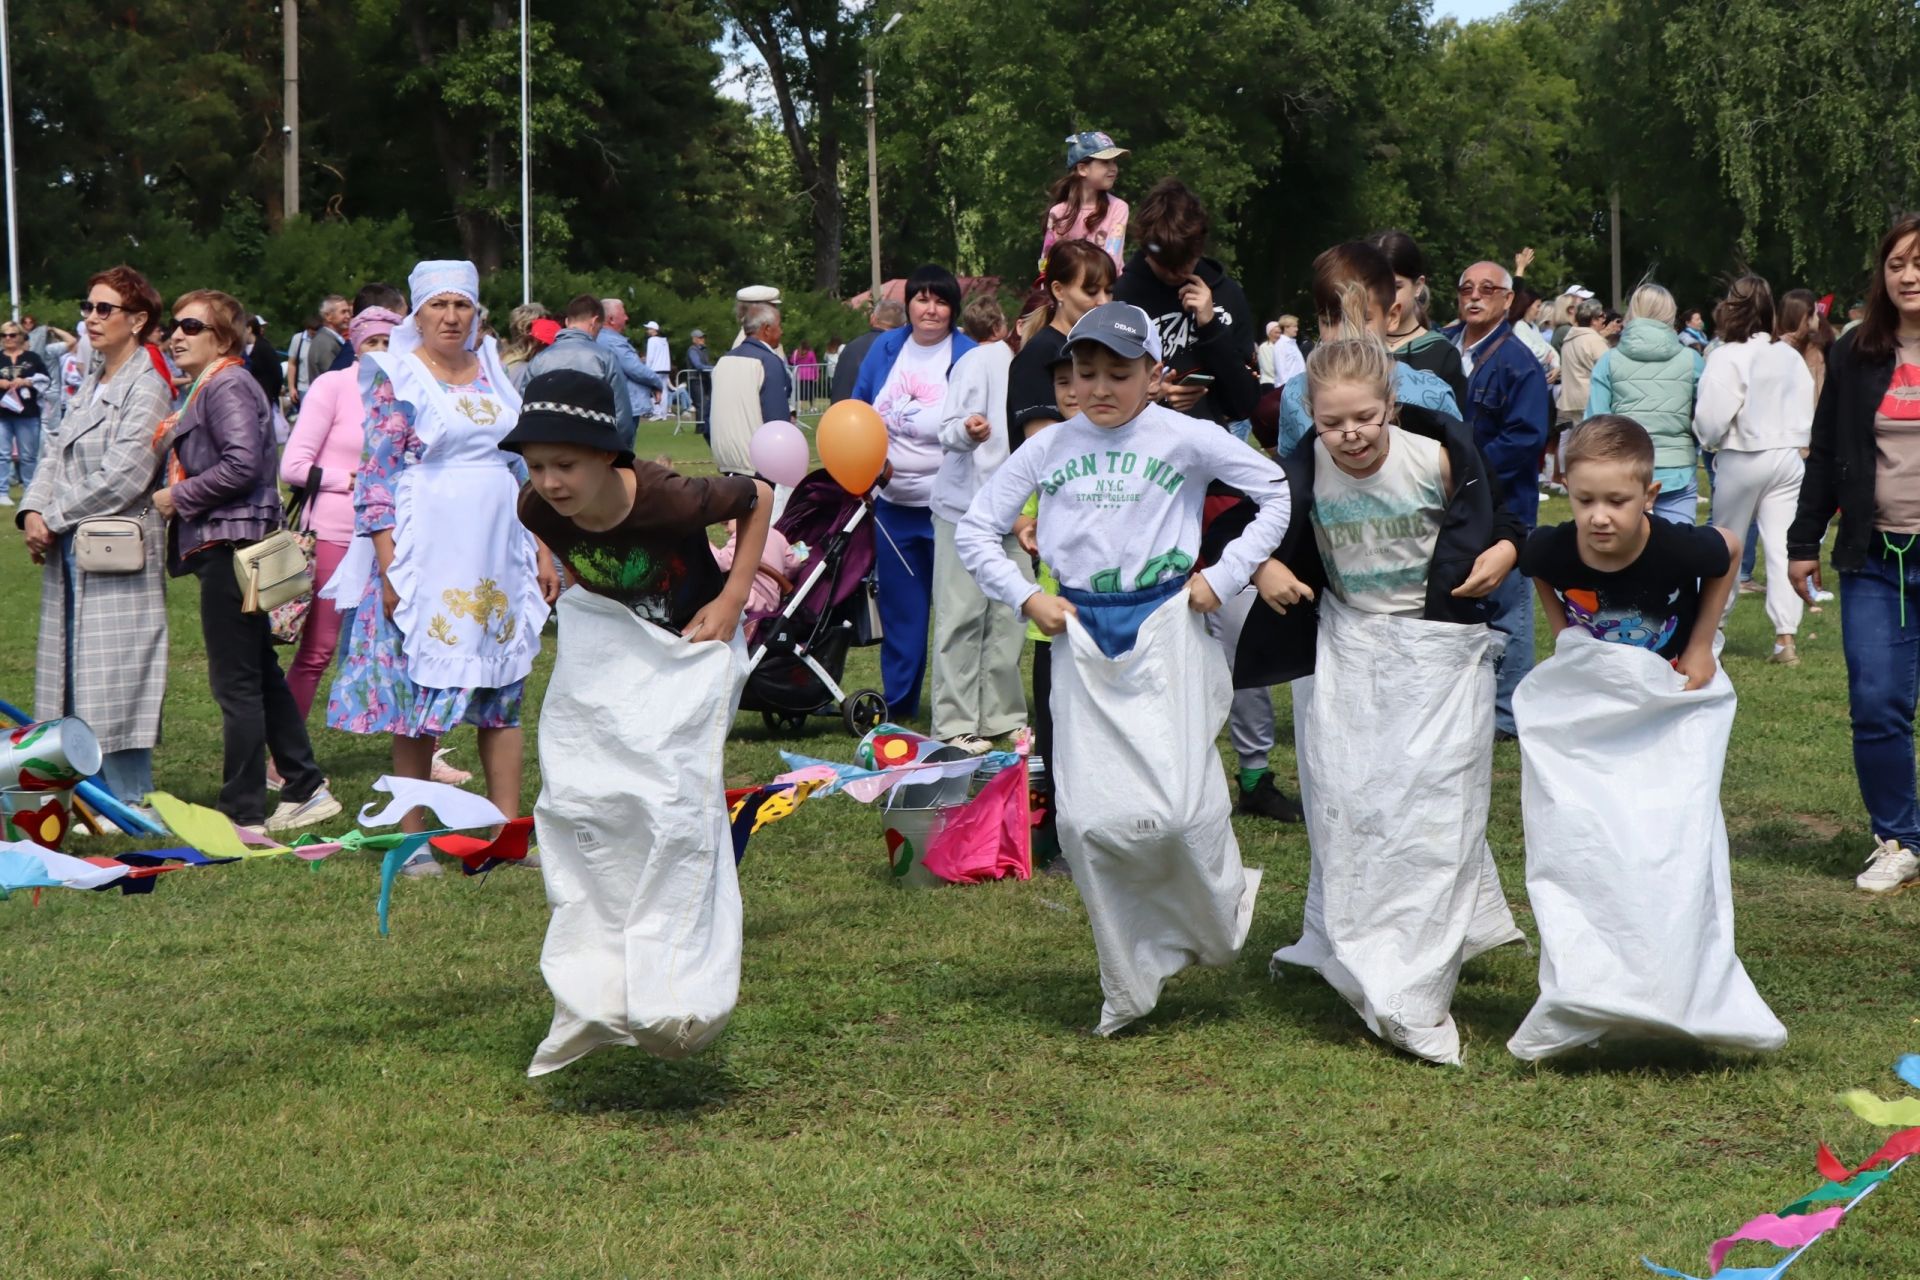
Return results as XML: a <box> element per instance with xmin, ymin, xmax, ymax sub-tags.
<box><xmin>1693</xmin><ymin>333</ymin><xmax>1815</xmax><ymax>453</ymax></box>
<box><xmin>930</xmin><ymin>341</ymin><xmax>1014</xmax><ymax>525</ymax></box>
<box><xmin>957</xmin><ymin>403</ymin><xmax>1291</xmax><ymax>611</ymax></box>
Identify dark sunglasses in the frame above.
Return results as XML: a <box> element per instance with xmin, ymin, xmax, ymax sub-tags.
<box><xmin>78</xmin><ymin>300</ymin><xmax>130</xmax><ymax>317</ymax></box>
<box><xmin>0</xmin><ymin>329</ymin><xmax>21</xmax><ymax>339</ymax></box>
<box><xmin>172</xmin><ymin>317</ymin><xmax>211</xmax><ymax>336</ymax></box>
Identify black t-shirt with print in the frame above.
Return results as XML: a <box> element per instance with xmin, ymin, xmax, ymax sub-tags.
<box><xmin>518</xmin><ymin>462</ymin><xmax>759</xmax><ymax>633</ymax></box>
<box><xmin>0</xmin><ymin>350</ymin><xmax>46</xmax><ymax>418</ymax></box>
<box><xmin>1520</xmin><ymin>517</ymin><xmax>1732</xmax><ymax>659</ymax></box>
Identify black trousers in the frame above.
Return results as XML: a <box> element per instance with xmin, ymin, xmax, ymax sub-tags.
<box><xmin>192</xmin><ymin>544</ymin><xmax>324</xmax><ymax>824</ymax></box>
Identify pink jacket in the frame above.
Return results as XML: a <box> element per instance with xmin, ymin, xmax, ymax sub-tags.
<box><xmin>279</xmin><ymin>365</ymin><xmax>365</xmax><ymax>544</ymax></box>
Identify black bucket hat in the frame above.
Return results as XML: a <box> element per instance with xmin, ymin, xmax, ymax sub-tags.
<box><xmin>500</xmin><ymin>369</ymin><xmax>634</xmax><ymax>464</ymax></box>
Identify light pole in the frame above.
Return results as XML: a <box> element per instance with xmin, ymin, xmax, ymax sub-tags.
<box><xmin>867</xmin><ymin>13</ymin><xmax>902</xmax><ymax>305</ymax></box>
<box><xmin>520</xmin><ymin>0</ymin><xmax>532</xmax><ymax>306</ymax></box>
<box><xmin>282</xmin><ymin>0</ymin><xmax>299</xmax><ymax>221</ymax></box>
<box><xmin>1</xmin><ymin>0</ymin><xmax>22</xmax><ymax>319</ymax></box>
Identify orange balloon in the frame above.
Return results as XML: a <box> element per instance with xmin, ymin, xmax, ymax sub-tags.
<box><xmin>816</xmin><ymin>400</ymin><xmax>890</xmax><ymax>494</ymax></box>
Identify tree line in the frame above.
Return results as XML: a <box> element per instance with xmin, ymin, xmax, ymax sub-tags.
<box><xmin>8</xmin><ymin>0</ymin><xmax>1916</xmax><ymax>332</ymax></box>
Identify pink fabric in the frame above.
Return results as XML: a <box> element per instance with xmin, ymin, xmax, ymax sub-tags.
<box><xmin>347</xmin><ymin>306</ymin><xmax>402</xmax><ymax>352</ymax></box>
<box><xmin>1039</xmin><ymin>195</ymin><xmax>1130</xmax><ymax>271</ymax></box>
<box><xmin>287</xmin><ymin>537</ymin><xmax>350</xmax><ymax>718</ymax></box>
<box><xmin>921</xmin><ymin>757</ymin><xmax>1031</xmax><ymax>884</ymax></box>
<box><xmin>280</xmin><ymin>367</ymin><xmax>366</xmax><ymax>543</ymax></box>
<box><xmin>713</xmin><ymin>526</ymin><xmax>799</xmax><ymax>618</ymax></box>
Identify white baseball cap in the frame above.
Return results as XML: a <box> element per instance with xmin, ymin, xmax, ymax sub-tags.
<box><xmin>1562</xmin><ymin>285</ymin><xmax>1596</xmax><ymax>300</ymax></box>
<box><xmin>644</xmin><ymin>320</ymin><xmax>661</xmax><ymax>330</ymax></box>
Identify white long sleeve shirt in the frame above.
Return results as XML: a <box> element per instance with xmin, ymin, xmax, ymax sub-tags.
<box><xmin>1693</xmin><ymin>333</ymin><xmax>1815</xmax><ymax>453</ymax></box>
<box><xmin>930</xmin><ymin>341</ymin><xmax>1014</xmax><ymax>525</ymax></box>
<box><xmin>957</xmin><ymin>403</ymin><xmax>1291</xmax><ymax>611</ymax></box>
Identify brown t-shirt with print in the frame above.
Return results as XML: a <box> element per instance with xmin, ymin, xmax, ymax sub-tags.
<box><xmin>518</xmin><ymin>461</ymin><xmax>759</xmax><ymax>633</ymax></box>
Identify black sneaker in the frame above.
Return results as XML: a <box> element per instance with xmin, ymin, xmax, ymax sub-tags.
<box><xmin>1238</xmin><ymin>773</ymin><xmax>1303</xmax><ymax>822</ymax></box>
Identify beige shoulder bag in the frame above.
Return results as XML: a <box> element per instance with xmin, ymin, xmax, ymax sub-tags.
<box><xmin>233</xmin><ymin>530</ymin><xmax>314</xmax><ymax>613</ymax></box>
<box><xmin>73</xmin><ymin>514</ymin><xmax>148</xmax><ymax>574</ymax></box>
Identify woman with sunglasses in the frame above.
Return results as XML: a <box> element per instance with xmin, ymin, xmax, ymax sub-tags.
<box><xmin>146</xmin><ymin>290</ymin><xmax>339</xmax><ymax>834</ymax></box>
<box><xmin>17</xmin><ymin>267</ymin><xmax>173</xmax><ymax>810</ymax></box>
<box><xmin>0</xmin><ymin>320</ymin><xmax>49</xmax><ymax>505</ymax></box>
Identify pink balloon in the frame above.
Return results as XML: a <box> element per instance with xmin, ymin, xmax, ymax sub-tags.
<box><xmin>749</xmin><ymin>420</ymin><xmax>811</xmax><ymax>488</ymax></box>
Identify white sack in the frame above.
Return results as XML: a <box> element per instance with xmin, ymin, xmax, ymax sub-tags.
<box><xmin>1273</xmin><ymin>596</ymin><xmax>1517</xmax><ymax>1065</ymax></box>
<box><xmin>1052</xmin><ymin>587</ymin><xmax>1261</xmax><ymax>1036</ymax></box>
<box><xmin>1508</xmin><ymin>630</ymin><xmax>1786</xmax><ymax>1060</ymax></box>
<box><xmin>528</xmin><ymin>589</ymin><xmax>749</xmax><ymax>1076</ymax></box>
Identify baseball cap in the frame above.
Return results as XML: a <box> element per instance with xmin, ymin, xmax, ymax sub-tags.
<box><xmin>1561</xmin><ymin>284</ymin><xmax>1596</xmax><ymax>300</ymax></box>
<box><xmin>644</xmin><ymin>320</ymin><xmax>660</xmax><ymax>330</ymax></box>
<box><xmin>690</xmin><ymin>328</ymin><xmax>706</xmax><ymax>338</ymax></box>
<box><xmin>1065</xmin><ymin>130</ymin><xmax>1129</xmax><ymax>170</ymax></box>
<box><xmin>1065</xmin><ymin>302</ymin><xmax>1162</xmax><ymax>363</ymax></box>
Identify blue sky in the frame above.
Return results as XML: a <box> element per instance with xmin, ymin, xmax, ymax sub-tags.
<box><xmin>1431</xmin><ymin>0</ymin><xmax>1515</xmax><ymax>20</ymax></box>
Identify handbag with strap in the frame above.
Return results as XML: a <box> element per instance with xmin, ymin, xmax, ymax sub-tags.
<box><xmin>263</xmin><ymin>466</ymin><xmax>323</xmax><ymax>643</ymax></box>
<box><xmin>235</xmin><ymin>529</ymin><xmax>315</xmax><ymax>615</ymax></box>
<box><xmin>73</xmin><ymin>513</ymin><xmax>149</xmax><ymax>574</ymax></box>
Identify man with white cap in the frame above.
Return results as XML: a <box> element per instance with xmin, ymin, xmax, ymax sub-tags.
<box><xmin>643</xmin><ymin>321</ymin><xmax>672</xmax><ymax>420</ymax></box>
<box><xmin>733</xmin><ymin>285</ymin><xmax>784</xmax><ymax>357</ymax></box>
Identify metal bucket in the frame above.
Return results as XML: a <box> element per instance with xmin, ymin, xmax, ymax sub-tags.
<box><xmin>0</xmin><ymin>718</ymin><xmax>102</xmax><ymax>792</ymax></box>
<box><xmin>2</xmin><ymin>788</ymin><xmax>71</xmax><ymax>851</ymax></box>
<box><xmin>890</xmin><ymin>744</ymin><xmax>975</xmax><ymax>810</ymax></box>
<box><xmin>881</xmin><ymin>797</ymin><xmax>954</xmax><ymax>888</ymax></box>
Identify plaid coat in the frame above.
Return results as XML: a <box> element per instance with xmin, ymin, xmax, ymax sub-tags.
<box><xmin>21</xmin><ymin>359</ymin><xmax>171</xmax><ymax>752</ymax></box>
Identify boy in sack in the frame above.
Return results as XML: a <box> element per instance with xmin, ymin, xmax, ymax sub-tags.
<box><xmin>1245</xmin><ymin>308</ymin><xmax>1523</xmax><ymax>1066</ymax></box>
<box><xmin>956</xmin><ymin>302</ymin><xmax>1290</xmax><ymax>1035</ymax></box>
<box><xmin>502</xmin><ymin>370</ymin><xmax>775</xmax><ymax>1074</ymax></box>
<box><xmin>1508</xmin><ymin>415</ymin><xmax>1785</xmax><ymax>1059</ymax></box>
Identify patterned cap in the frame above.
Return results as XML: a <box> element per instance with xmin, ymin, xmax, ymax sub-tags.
<box><xmin>1065</xmin><ymin>130</ymin><xmax>1129</xmax><ymax>170</ymax></box>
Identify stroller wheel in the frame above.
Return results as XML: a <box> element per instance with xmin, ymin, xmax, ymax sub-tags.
<box><xmin>762</xmin><ymin>709</ymin><xmax>810</xmax><ymax>737</ymax></box>
<box><xmin>843</xmin><ymin>689</ymin><xmax>888</xmax><ymax>737</ymax></box>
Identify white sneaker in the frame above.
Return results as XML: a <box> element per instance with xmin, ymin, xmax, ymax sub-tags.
<box><xmin>1856</xmin><ymin>838</ymin><xmax>1920</xmax><ymax>894</ymax></box>
<box><xmin>944</xmin><ymin>733</ymin><xmax>992</xmax><ymax>757</ymax></box>
<box><xmin>0</xmin><ymin>492</ymin><xmax>13</xmax><ymax>506</ymax></box>
<box><xmin>401</xmin><ymin>848</ymin><xmax>443</xmax><ymax>878</ymax></box>
<box><xmin>266</xmin><ymin>785</ymin><xmax>343</xmax><ymax>833</ymax></box>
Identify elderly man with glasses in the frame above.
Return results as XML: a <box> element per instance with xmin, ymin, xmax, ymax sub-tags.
<box><xmin>1442</xmin><ymin>260</ymin><xmax>1551</xmax><ymax>737</ymax></box>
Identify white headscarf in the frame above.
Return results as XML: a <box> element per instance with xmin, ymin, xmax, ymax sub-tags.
<box><xmin>393</xmin><ymin>259</ymin><xmax>482</xmax><ymax>359</ymax></box>
<box><xmin>381</xmin><ymin>258</ymin><xmax>520</xmax><ymax>413</ymax></box>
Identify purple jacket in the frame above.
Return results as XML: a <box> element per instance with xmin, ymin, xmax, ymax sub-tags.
<box><xmin>166</xmin><ymin>364</ymin><xmax>283</xmax><ymax>574</ymax></box>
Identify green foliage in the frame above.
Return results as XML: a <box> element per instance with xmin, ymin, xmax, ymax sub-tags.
<box><xmin>4</xmin><ymin>0</ymin><xmax>1909</xmax><ymax>333</ymax></box>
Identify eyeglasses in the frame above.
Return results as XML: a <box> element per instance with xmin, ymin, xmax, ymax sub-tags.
<box><xmin>79</xmin><ymin>300</ymin><xmax>129</xmax><ymax>317</ymax></box>
<box><xmin>172</xmin><ymin>317</ymin><xmax>210</xmax><ymax>336</ymax></box>
<box><xmin>1457</xmin><ymin>282</ymin><xmax>1510</xmax><ymax>298</ymax></box>
<box><xmin>0</xmin><ymin>330</ymin><xmax>21</xmax><ymax>339</ymax></box>
<box><xmin>1315</xmin><ymin>415</ymin><xmax>1389</xmax><ymax>441</ymax></box>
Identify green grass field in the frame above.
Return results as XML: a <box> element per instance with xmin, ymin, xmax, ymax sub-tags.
<box><xmin>3</xmin><ymin>427</ymin><xmax>1916</xmax><ymax>1279</ymax></box>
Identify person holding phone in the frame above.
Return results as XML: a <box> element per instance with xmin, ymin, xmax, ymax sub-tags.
<box><xmin>1113</xmin><ymin>178</ymin><xmax>1261</xmax><ymax>438</ymax></box>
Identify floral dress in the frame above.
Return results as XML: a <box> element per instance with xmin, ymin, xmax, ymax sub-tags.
<box><xmin>327</xmin><ymin>368</ymin><xmax>532</xmax><ymax>736</ymax></box>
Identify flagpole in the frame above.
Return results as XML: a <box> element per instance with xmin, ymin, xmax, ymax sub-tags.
<box><xmin>519</xmin><ymin>0</ymin><xmax>532</xmax><ymax>306</ymax></box>
<box><xmin>0</xmin><ymin>0</ymin><xmax>21</xmax><ymax>320</ymax></box>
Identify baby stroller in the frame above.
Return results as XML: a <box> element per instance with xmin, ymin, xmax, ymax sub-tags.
<box><xmin>739</xmin><ymin>469</ymin><xmax>888</xmax><ymax>737</ymax></box>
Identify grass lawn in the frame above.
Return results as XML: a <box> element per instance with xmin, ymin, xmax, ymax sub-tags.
<box><xmin>3</xmin><ymin>429</ymin><xmax>1917</xmax><ymax>1279</ymax></box>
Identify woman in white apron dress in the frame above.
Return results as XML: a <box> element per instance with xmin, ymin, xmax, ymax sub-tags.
<box><xmin>324</xmin><ymin>261</ymin><xmax>559</xmax><ymax>836</ymax></box>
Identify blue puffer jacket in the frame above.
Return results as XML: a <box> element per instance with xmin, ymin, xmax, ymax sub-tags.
<box><xmin>1587</xmin><ymin>318</ymin><xmax>1704</xmax><ymax>472</ymax></box>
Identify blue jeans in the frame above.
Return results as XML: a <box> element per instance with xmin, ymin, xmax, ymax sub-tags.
<box><xmin>1841</xmin><ymin>547</ymin><xmax>1920</xmax><ymax>848</ymax></box>
<box><xmin>1742</xmin><ymin>521</ymin><xmax>1760</xmax><ymax>580</ymax></box>
<box><xmin>1652</xmin><ymin>479</ymin><xmax>1699</xmax><ymax>525</ymax></box>
<box><xmin>1060</xmin><ymin>577</ymin><xmax>1186</xmax><ymax>659</ymax></box>
<box><xmin>874</xmin><ymin>497</ymin><xmax>935</xmax><ymax>720</ymax></box>
<box><xmin>0</xmin><ymin>413</ymin><xmax>38</xmax><ymax>490</ymax></box>
<box><xmin>60</xmin><ymin>534</ymin><xmax>154</xmax><ymax>805</ymax></box>
<box><xmin>1490</xmin><ymin>569</ymin><xmax>1534</xmax><ymax>736</ymax></box>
